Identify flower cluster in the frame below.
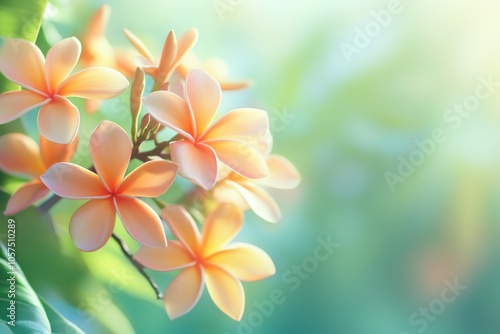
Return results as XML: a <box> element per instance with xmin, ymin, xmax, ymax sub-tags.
<box><xmin>0</xmin><ymin>5</ymin><xmax>300</xmax><ymax>320</ymax></box>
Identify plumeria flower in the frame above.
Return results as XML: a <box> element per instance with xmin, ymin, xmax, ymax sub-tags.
<box><xmin>177</xmin><ymin>55</ymin><xmax>249</xmax><ymax>91</ymax></box>
<box><xmin>40</xmin><ymin>121</ymin><xmax>178</xmax><ymax>251</ymax></box>
<box><xmin>0</xmin><ymin>133</ymin><xmax>78</xmax><ymax>215</ymax></box>
<box><xmin>144</xmin><ymin>69</ymin><xmax>269</xmax><ymax>190</ymax></box>
<box><xmin>123</xmin><ymin>27</ymin><xmax>197</xmax><ymax>89</ymax></box>
<box><xmin>0</xmin><ymin>37</ymin><xmax>129</xmax><ymax>143</ymax></box>
<box><xmin>213</xmin><ymin>132</ymin><xmax>301</xmax><ymax>222</ymax></box>
<box><xmin>134</xmin><ymin>204</ymin><xmax>275</xmax><ymax>320</ymax></box>
<box><xmin>79</xmin><ymin>4</ymin><xmax>136</xmax><ymax>113</ymax></box>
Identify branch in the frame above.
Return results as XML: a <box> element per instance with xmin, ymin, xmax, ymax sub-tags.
<box><xmin>111</xmin><ymin>233</ymin><xmax>163</xmax><ymax>300</ymax></box>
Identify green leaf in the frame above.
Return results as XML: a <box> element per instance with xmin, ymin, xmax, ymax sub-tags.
<box><xmin>0</xmin><ymin>0</ymin><xmax>49</xmax><ymax>93</ymax></box>
<box><xmin>0</xmin><ymin>242</ymin><xmax>84</xmax><ymax>333</ymax></box>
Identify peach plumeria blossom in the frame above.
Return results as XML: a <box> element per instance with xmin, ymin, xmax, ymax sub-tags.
<box><xmin>0</xmin><ymin>37</ymin><xmax>129</xmax><ymax>144</ymax></box>
<box><xmin>123</xmin><ymin>27</ymin><xmax>197</xmax><ymax>89</ymax></box>
<box><xmin>213</xmin><ymin>132</ymin><xmax>301</xmax><ymax>222</ymax></box>
<box><xmin>79</xmin><ymin>4</ymin><xmax>136</xmax><ymax>113</ymax></box>
<box><xmin>177</xmin><ymin>55</ymin><xmax>249</xmax><ymax>91</ymax></box>
<box><xmin>40</xmin><ymin>121</ymin><xmax>178</xmax><ymax>251</ymax></box>
<box><xmin>144</xmin><ymin>69</ymin><xmax>269</xmax><ymax>190</ymax></box>
<box><xmin>0</xmin><ymin>133</ymin><xmax>78</xmax><ymax>215</ymax></box>
<box><xmin>134</xmin><ymin>204</ymin><xmax>275</xmax><ymax>320</ymax></box>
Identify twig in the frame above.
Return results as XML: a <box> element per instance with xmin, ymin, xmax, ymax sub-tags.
<box><xmin>111</xmin><ymin>233</ymin><xmax>163</xmax><ymax>300</ymax></box>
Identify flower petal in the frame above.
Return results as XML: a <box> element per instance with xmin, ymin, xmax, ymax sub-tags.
<box><xmin>0</xmin><ymin>133</ymin><xmax>45</xmax><ymax>177</ymax></box>
<box><xmin>89</xmin><ymin>121</ymin><xmax>131</xmax><ymax>191</ymax></box>
<box><xmin>208</xmin><ymin>243</ymin><xmax>276</xmax><ymax>282</ymax></box>
<box><xmin>175</xmin><ymin>28</ymin><xmax>198</xmax><ymax>66</ymax></box>
<box><xmin>114</xmin><ymin>196</ymin><xmax>167</xmax><ymax>248</ymax></box>
<box><xmin>155</xmin><ymin>30</ymin><xmax>177</xmax><ymax>86</ymax></box>
<box><xmin>117</xmin><ymin>160</ymin><xmax>178</xmax><ymax>197</ymax></box>
<box><xmin>170</xmin><ymin>140</ymin><xmax>218</xmax><ymax>190</ymax></box>
<box><xmin>0</xmin><ymin>90</ymin><xmax>48</xmax><ymax>124</ymax></box>
<box><xmin>45</xmin><ymin>37</ymin><xmax>81</xmax><ymax>93</ymax></box>
<box><xmin>212</xmin><ymin>182</ymin><xmax>249</xmax><ymax>211</ymax></box>
<box><xmin>201</xmin><ymin>203</ymin><xmax>243</xmax><ymax>257</ymax></box>
<box><xmin>204</xmin><ymin>264</ymin><xmax>245</xmax><ymax>321</ymax></box>
<box><xmin>256</xmin><ymin>155</ymin><xmax>301</xmax><ymax>189</ymax></box>
<box><xmin>69</xmin><ymin>199</ymin><xmax>115</xmax><ymax>251</ymax></box>
<box><xmin>123</xmin><ymin>28</ymin><xmax>155</xmax><ymax>62</ymax></box>
<box><xmin>134</xmin><ymin>241</ymin><xmax>195</xmax><ymax>271</ymax></box>
<box><xmin>40</xmin><ymin>162</ymin><xmax>109</xmax><ymax>199</ymax></box>
<box><xmin>163</xmin><ymin>266</ymin><xmax>203</xmax><ymax>319</ymax></box>
<box><xmin>4</xmin><ymin>180</ymin><xmax>49</xmax><ymax>215</ymax></box>
<box><xmin>161</xmin><ymin>205</ymin><xmax>201</xmax><ymax>256</ymax></box>
<box><xmin>185</xmin><ymin>69</ymin><xmax>221</xmax><ymax>135</ymax></box>
<box><xmin>39</xmin><ymin>134</ymin><xmax>79</xmax><ymax>168</ymax></box>
<box><xmin>225</xmin><ymin>180</ymin><xmax>281</xmax><ymax>223</ymax></box>
<box><xmin>206</xmin><ymin>140</ymin><xmax>268</xmax><ymax>179</ymax></box>
<box><xmin>57</xmin><ymin>67</ymin><xmax>129</xmax><ymax>99</ymax></box>
<box><xmin>37</xmin><ymin>97</ymin><xmax>80</xmax><ymax>144</ymax></box>
<box><xmin>0</xmin><ymin>38</ymin><xmax>46</xmax><ymax>93</ymax></box>
<box><xmin>144</xmin><ymin>90</ymin><xmax>194</xmax><ymax>140</ymax></box>
<box><xmin>202</xmin><ymin>108</ymin><xmax>269</xmax><ymax>142</ymax></box>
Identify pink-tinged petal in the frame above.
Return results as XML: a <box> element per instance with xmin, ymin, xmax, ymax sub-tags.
<box><xmin>144</xmin><ymin>91</ymin><xmax>194</xmax><ymax>140</ymax></box>
<box><xmin>256</xmin><ymin>155</ymin><xmax>301</xmax><ymax>189</ymax></box>
<box><xmin>164</xmin><ymin>266</ymin><xmax>203</xmax><ymax>319</ymax></box>
<box><xmin>204</xmin><ymin>264</ymin><xmax>245</xmax><ymax>321</ymax></box>
<box><xmin>39</xmin><ymin>134</ymin><xmax>79</xmax><ymax>168</ymax></box>
<box><xmin>0</xmin><ymin>133</ymin><xmax>45</xmax><ymax>177</ymax></box>
<box><xmin>45</xmin><ymin>37</ymin><xmax>81</xmax><ymax>93</ymax></box>
<box><xmin>4</xmin><ymin>180</ymin><xmax>49</xmax><ymax>215</ymax></box>
<box><xmin>206</xmin><ymin>140</ymin><xmax>268</xmax><ymax>179</ymax></box>
<box><xmin>0</xmin><ymin>38</ymin><xmax>46</xmax><ymax>93</ymax></box>
<box><xmin>202</xmin><ymin>108</ymin><xmax>269</xmax><ymax>142</ymax></box>
<box><xmin>117</xmin><ymin>160</ymin><xmax>178</xmax><ymax>197</ymax></box>
<box><xmin>155</xmin><ymin>31</ymin><xmax>177</xmax><ymax>85</ymax></box>
<box><xmin>37</xmin><ymin>97</ymin><xmax>80</xmax><ymax>144</ymax></box>
<box><xmin>123</xmin><ymin>28</ymin><xmax>155</xmax><ymax>62</ymax></box>
<box><xmin>89</xmin><ymin>121</ymin><xmax>131</xmax><ymax>191</ymax></box>
<box><xmin>227</xmin><ymin>181</ymin><xmax>281</xmax><ymax>223</ymax></box>
<box><xmin>208</xmin><ymin>243</ymin><xmax>275</xmax><ymax>282</ymax></box>
<box><xmin>69</xmin><ymin>199</ymin><xmax>115</xmax><ymax>251</ymax></box>
<box><xmin>0</xmin><ymin>90</ymin><xmax>48</xmax><ymax>124</ymax></box>
<box><xmin>185</xmin><ymin>69</ymin><xmax>221</xmax><ymax>135</ymax></box>
<box><xmin>40</xmin><ymin>162</ymin><xmax>109</xmax><ymax>199</ymax></box>
<box><xmin>174</xmin><ymin>29</ymin><xmax>198</xmax><ymax>65</ymax></box>
<box><xmin>161</xmin><ymin>205</ymin><xmax>201</xmax><ymax>255</ymax></box>
<box><xmin>114</xmin><ymin>196</ymin><xmax>167</xmax><ymax>248</ymax></box>
<box><xmin>170</xmin><ymin>140</ymin><xmax>218</xmax><ymax>190</ymax></box>
<box><xmin>212</xmin><ymin>183</ymin><xmax>250</xmax><ymax>211</ymax></box>
<box><xmin>57</xmin><ymin>67</ymin><xmax>128</xmax><ymax>99</ymax></box>
<box><xmin>134</xmin><ymin>241</ymin><xmax>195</xmax><ymax>271</ymax></box>
<box><xmin>255</xmin><ymin>130</ymin><xmax>273</xmax><ymax>157</ymax></box>
<box><xmin>201</xmin><ymin>203</ymin><xmax>243</xmax><ymax>257</ymax></box>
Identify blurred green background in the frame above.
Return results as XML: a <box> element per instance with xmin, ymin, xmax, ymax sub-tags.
<box><xmin>3</xmin><ymin>0</ymin><xmax>500</xmax><ymax>333</ymax></box>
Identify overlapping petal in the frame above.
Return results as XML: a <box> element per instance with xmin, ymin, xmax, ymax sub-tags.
<box><xmin>0</xmin><ymin>133</ymin><xmax>45</xmax><ymax>177</ymax></box>
<box><xmin>4</xmin><ymin>180</ymin><xmax>49</xmax><ymax>215</ymax></box>
<box><xmin>89</xmin><ymin>121</ymin><xmax>131</xmax><ymax>191</ymax></box>
<box><xmin>204</xmin><ymin>264</ymin><xmax>244</xmax><ymax>321</ymax></box>
<box><xmin>39</xmin><ymin>135</ymin><xmax>79</xmax><ymax>168</ymax></box>
<box><xmin>0</xmin><ymin>90</ymin><xmax>49</xmax><ymax>124</ymax></box>
<box><xmin>163</xmin><ymin>266</ymin><xmax>203</xmax><ymax>320</ymax></box>
<box><xmin>69</xmin><ymin>199</ymin><xmax>116</xmax><ymax>251</ymax></box>
<box><xmin>117</xmin><ymin>160</ymin><xmax>178</xmax><ymax>197</ymax></box>
<box><xmin>40</xmin><ymin>162</ymin><xmax>109</xmax><ymax>199</ymax></box>
<box><xmin>144</xmin><ymin>91</ymin><xmax>194</xmax><ymax>140</ymax></box>
<box><xmin>208</xmin><ymin>243</ymin><xmax>276</xmax><ymax>282</ymax></box>
<box><xmin>256</xmin><ymin>155</ymin><xmax>301</xmax><ymax>189</ymax></box>
<box><xmin>162</xmin><ymin>205</ymin><xmax>201</xmax><ymax>255</ymax></box>
<box><xmin>170</xmin><ymin>140</ymin><xmax>218</xmax><ymax>190</ymax></box>
<box><xmin>114</xmin><ymin>196</ymin><xmax>167</xmax><ymax>248</ymax></box>
<box><xmin>0</xmin><ymin>38</ymin><xmax>46</xmax><ymax>92</ymax></box>
<box><xmin>134</xmin><ymin>241</ymin><xmax>194</xmax><ymax>271</ymax></box>
<box><xmin>37</xmin><ymin>97</ymin><xmax>80</xmax><ymax>144</ymax></box>
<box><xmin>201</xmin><ymin>203</ymin><xmax>243</xmax><ymax>257</ymax></box>
<box><xmin>45</xmin><ymin>37</ymin><xmax>81</xmax><ymax>94</ymax></box>
<box><xmin>57</xmin><ymin>67</ymin><xmax>128</xmax><ymax>99</ymax></box>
